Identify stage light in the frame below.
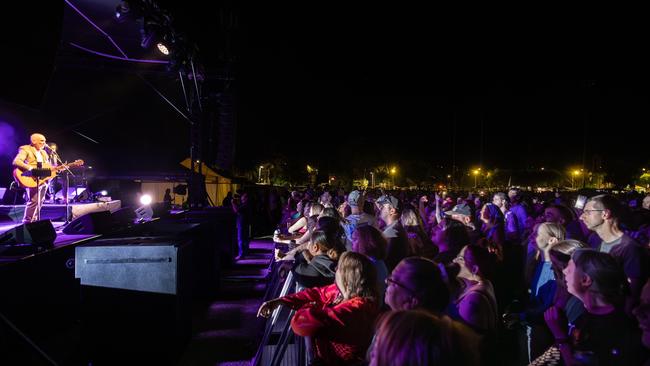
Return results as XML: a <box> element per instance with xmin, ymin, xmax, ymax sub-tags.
<box><xmin>156</xmin><ymin>42</ymin><xmax>170</xmax><ymax>55</ymax></box>
<box><xmin>140</xmin><ymin>194</ymin><xmax>152</xmax><ymax>205</ymax></box>
<box><xmin>100</xmin><ymin>190</ymin><xmax>108</xmax><ymax>196</ymax></box>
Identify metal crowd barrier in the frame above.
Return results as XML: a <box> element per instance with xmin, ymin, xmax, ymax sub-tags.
<box><xmin>253</xmin><ymin>253</ymin><xmax>311</xmax><ymax>366</ymax></box>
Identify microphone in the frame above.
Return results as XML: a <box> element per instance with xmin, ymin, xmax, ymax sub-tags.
<box><xmin>44</xmin><ymin>143</ymin><xmax>60</xmax><ymax>155</ymax></box>
<box><xmin>43</xmin><ymin>143</ymin><xmax>62</xmax><ymax>164</ymax></box>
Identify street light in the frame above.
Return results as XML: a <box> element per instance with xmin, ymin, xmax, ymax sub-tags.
<box><xmin>390</xmin><ymin>166</ymin><xmax>397</xmax><ymax>188</ymax></box>
<box><xmin>571</xmin><ymin>170</ymin><xmax>581</xmax><ymax>189</ymax></box>
<box><xmin>472</xmin><ymin>169</ymin><xmax>480</xmax><ymax>188</ymax></box>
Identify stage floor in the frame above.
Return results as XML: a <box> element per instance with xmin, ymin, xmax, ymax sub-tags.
<box><xmin>0</xmin><ymin>200</ymin><xmax>121</xmax><ymax>223</ymax></box>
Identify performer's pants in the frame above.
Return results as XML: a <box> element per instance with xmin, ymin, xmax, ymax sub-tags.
<box><xmin>23</xmin><ymin>185</ymin><xmax>48</xmax><ymax>223</ymax></box>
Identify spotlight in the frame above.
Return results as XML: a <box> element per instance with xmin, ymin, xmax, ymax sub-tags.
<box><xmin>100</xmin><ymin>190</ymin><xmax>108</xmax><ymax>196</ymax></box>
<box><xmin>156</xmin><ymin>42</ymin><xmax>170</xmax><ymax>55</ymax></box>
<box><xmin>140</xmin><ymin>194</ymin><xmax>152</xmax><ymax>205</ymax></box>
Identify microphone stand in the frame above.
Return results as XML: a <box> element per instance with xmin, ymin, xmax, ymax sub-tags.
<box><xmin>47</xmin><ymin>147</ymin><xmax>75</xmax><ymax>225</ymax></box>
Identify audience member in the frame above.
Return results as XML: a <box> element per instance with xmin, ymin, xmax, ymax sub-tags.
<box><xmin>258</xmin><ymin>252</ymin><xmax>379</xmax><ymax>365</ymax></box>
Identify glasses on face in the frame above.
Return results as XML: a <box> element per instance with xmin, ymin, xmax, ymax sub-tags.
<box><xmin>385</xmin><ymin>276</ymin><xmax>417</xmax><ymax>295</ymax></box>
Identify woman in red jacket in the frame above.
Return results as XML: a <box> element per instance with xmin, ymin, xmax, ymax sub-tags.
<box><xmin>258</xmin><ymin>251</ymin><xmax>379</xmax><ymax>365</ymax></box>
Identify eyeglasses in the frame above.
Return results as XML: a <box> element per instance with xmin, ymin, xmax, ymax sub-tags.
<box><xmin>385</xmin><ymin>276</ymin><xmax>417</xmax><ymax>295</ymax></box>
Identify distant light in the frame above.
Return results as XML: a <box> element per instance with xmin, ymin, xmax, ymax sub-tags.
<box><xmin>541</xmin><ymin>167</ymin><xmax>545</xmax><ymax>171</ymax></box>
<box><xmin>114</xmin><ymin>1</ymin><xmax>129</xmax><ymax>22</ymax></box>
<box><xmin>100</xmin><ymin>190</ymin><xmax>108</xmax><ymax>196</ymax></box>
<box><xmin>447</xmin><ymin>175</ymin><xmax>451</xmax><ymax>178</ymax></box>
<box><xmin>156</xmin><ymin>42</ymin><xmax>170</xmax><ymax>55</ymax></box>
<box><xmin>140</xmin><ymin>194</ymin><xmax>152</xmax><ymax>206</ymax></box>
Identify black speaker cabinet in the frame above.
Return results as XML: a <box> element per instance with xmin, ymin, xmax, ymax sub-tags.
<box><xmin>0</xmin><ymin>219</ymin><xmax>56</xmax><ymax>248</ymax></box>
<box><xmin>62</xmin><ymin>210</ymin><xmax>113</xmax><ymax>235</ymax></box>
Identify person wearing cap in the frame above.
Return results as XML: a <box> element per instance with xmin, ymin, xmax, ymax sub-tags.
<box><xmin>445</xmin><ymin>203</ymin><xmax>481</xmax><ymax>245</ymax></box>
<box><xmin>377</xmin><ymin>194</ymin><xmax>410</xmax><ymax>272</ymax></box>
<box><xmin>343</xmin><ymin>190</ymin><xmax>377</xmax><ymax>250</ymax></box>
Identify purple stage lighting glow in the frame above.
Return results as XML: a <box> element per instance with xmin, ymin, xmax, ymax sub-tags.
<box><xmin>0</xmin><ymin>121</ymin><xmax>19</xmax><ymax>158</ymax></box>
<box><xmin>140</xmin><ymin>194</ymin><xmax>153</xmax><ymax>206</ymax></box>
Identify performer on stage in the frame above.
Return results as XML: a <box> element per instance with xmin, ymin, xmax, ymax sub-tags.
<box><xmin>12</xmin><ymin>133</ymin><xmax>53</xmax><ymax>223</ymax></box>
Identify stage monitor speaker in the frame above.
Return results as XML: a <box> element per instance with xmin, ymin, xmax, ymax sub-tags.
<box><xmin>111</xmin><ymin>206</ymin><xmax>136</xmax><ymax>227</ymax></box>
<box><xmin>62</xmin><ymin>210</ymin><xmax>113</xmax><ymax>235</ymax></box>
<box><xmin>0</xmin><ymin>219</ymin><xmax>56</xmax><ymax>248</ymax></box>
<box><xmin>0</xmin><ymin>182</ymin><xmax>25</xmax><ymax>205</ymax></box>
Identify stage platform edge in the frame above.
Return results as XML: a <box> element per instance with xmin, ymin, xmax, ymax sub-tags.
<box><xmin>0</xmin><ymin>200</ymin><xmax>121</xmax><ymax>223</ymax></box>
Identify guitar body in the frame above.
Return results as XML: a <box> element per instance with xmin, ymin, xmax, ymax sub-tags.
<box><xmin>13</xmin><ymin>160</ymin><xmax>84</xmax><ymax>188</ymax></box>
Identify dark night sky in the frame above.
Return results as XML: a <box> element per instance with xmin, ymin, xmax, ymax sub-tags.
<box><xmin>1</xmin><ymin>2</ymin><xmax>649</xmax><ymax>184</ymax></box>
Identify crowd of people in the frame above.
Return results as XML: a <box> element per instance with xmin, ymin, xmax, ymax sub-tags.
<box><xmin>251</xmin><ymin>186</ymin><xmax>650</xmax><ymax>365</ymax></box>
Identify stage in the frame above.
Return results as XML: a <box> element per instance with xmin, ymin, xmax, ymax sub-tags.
<box><xmin>0</xmin><ymin>200</ymin><xmax>121</xmax><ymax>223</ymax></box>
<box><xmin>0</xmin><ymin>220</ymin><xmax>100</xmax><ymax>264</ymax></box>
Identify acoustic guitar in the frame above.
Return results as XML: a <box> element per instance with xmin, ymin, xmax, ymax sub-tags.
<box><xmin>13</xmin><ymin>160</ymin><xmax>84</xmax><ymax>188</ymax></box>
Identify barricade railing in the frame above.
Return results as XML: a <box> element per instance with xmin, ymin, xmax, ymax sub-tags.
<box><xmin>253</xmin><ymin>256</ymin><xmax>304</xmax><ymax>366</ymax></box>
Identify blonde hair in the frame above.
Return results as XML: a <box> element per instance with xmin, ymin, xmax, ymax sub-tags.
<box><xmin>337</xmin><ymin>251</ymin><xmax>378</xmax><ymax>300</ymax></box>
<box><xmin>400</xmin><ymin>207</ymin><xmax>423</xmax><ymax>228</ymax></box>
<box><xmin>536</xmin><ymin>222</ymin><xmax>566</xmax><ymax>249</ymax></box>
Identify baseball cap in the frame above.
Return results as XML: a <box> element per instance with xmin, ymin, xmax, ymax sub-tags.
<box><xmin>376</xmin><ymin>194</ymin><xmax>402</xmax><ymax>212</ymax></box>
<box><xmin>347</xmin><ymin>190</ymin><xmax>365</xmax><ymax>207</ymax></box>
<box><xmin>444</xmin><ymin>203</ymin><xmax>472</xmax><ymax>217</ymax></box>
